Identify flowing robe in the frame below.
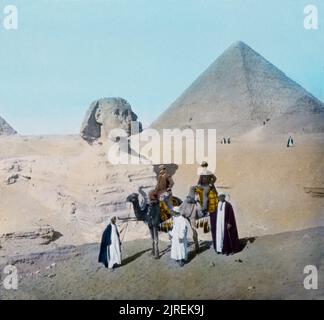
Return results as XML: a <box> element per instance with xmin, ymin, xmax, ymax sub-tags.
<box><xmin>169</xmin><ymin>215</ymin><xmax>189</xmax><ymax>261</ymax></box>
<box><xmin>98</xmin><ymin>223</ymin><xmax>122</xmax><ymax>268</ymax></box>
<box><xmin>179</xmin><ymin>198</ymin><xmax>201</xmax><ymax>252</ymax></box>
<box><xmin>215</xmin><ymin>201</ymin><xmax>240</xmax><ymax>254</ymax></box>
<box><xmin>108</xmin><ymin>224</ymin><xmax>122</xmax><ymax>268</ymax></box>
<box><xmin>216</xmin><ymin>201</ymin><xmax>225</xmax><ymax>253</ymax></box>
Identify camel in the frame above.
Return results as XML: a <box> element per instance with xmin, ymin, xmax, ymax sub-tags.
<box><xmin>126</xmin><ymin>187</ymin><xmax>205</xmax><ymax>257</ymax></box>
<box><xmin>126</xmin><ymin>191</ymin><xmax>161</xmax><ymax>259</ymax></box>
<box><xmin>126</xmin><ymin>186</ymin><xmax>182</xmax><ymax>259</ymax></box>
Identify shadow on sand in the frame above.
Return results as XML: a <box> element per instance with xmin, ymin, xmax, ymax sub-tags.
<box><xmin>239</xmin><ymin>237</ymin><xmax>257</xmax><ymax>251</ymax></box>
<box><xmin>122</xmin><ymin>249</ymin><xmax>152</xmax><ymax>266</ymax></box>
<box><xmin>159</xmin><ymin>245</ymin><xmax>171</xmax><ymax>258</ymax></box>
<box><xmin>120</xmin><ymin>237</ymin><xmax>257</xmax><ymax>268</ymax></box>
<box><xmin>187</xmin><ymin>241</ymin><xmax>212</xmax><ymax>263</ymax></box>
<box><xmin>159</xmin><ymin>241</ymin><xmax>212</xmax><ymax>264</ymax></box>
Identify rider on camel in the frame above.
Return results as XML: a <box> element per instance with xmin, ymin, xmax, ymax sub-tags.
<box><xmin>155</xmin><ymin>165</ymin><xmax>174</xmax><ymax>210</ymax></box>
<box><xmin>197</xmin><ymin>161</ymin><xmax>217</xmax><ymax>214</ymax></box>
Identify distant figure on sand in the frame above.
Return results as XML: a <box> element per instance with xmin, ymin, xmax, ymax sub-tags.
<box><xmin>215</xmin><ymin>192</ymin><xmax>240</xmax><ymax>255</ymax></box>
<box><xmin>169</xmin><ymin>206</ymin><xmax>189</xmax><ymax>267</ymax></box>
<box><xmin>287</xmin><ymin>136</ymin><xmax>294</xmax><ymax>148</ymax></box>
<box><xmin>227</xmin><ymin>137</ymin><xmax>231</xmax><ymax>144</ymax></box>
<box><xmin>98</xmin><ymin>216</ymin><xmax>122</xmax><ymax>269</ymax></box>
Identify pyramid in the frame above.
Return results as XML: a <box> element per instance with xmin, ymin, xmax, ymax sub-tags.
<box><xmin>0</xmin><ymin>116</ymin><xmax>17</xmax><ymax>135</ymax></box>
<box><xmin>151</xmin><ymin>41</ymin><xmax>324</xmax><ymax>136</ymax></box>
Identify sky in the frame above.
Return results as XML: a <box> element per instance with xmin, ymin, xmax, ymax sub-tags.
<box><xmin>0</xmin><ymin>0</ymin><xmax>323</xmax><ymax>135</ymax></box>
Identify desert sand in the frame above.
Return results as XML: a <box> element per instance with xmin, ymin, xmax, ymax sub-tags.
<box><xmin>1</xmin><ymin>227</ymin><xmax>323</xmax><ymax>300</ymax></box>
<box><xmin>1</xmin><ymin>132</ymin><xmax>323</xmax><ymax>244</ymax></box>
<box><xmin>0</xmin><ymin>132</ymin><xmax>323</xmax><ymax>300</ymax></box>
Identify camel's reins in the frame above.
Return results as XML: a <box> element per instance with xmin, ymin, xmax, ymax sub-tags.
<box><xmin>119</xmin><ymin>203</ymin><xmax>132</xmax><ymax>244</ymax></box>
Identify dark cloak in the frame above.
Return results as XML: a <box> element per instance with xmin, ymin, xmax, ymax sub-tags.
<box><xmin>215</xmin><ymin>201</ymin><xmax>241</xmax><ymax>254</ymax></box>
<box><xmin>98</xmin><ymin>224</ymin><xmax>120</xmax><ymax>268</ymax></box>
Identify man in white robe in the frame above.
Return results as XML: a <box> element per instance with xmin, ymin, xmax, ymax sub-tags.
<box><xmin>169</xmin><ymin>206</ymin><xmax>189</xmax><ymax>267</ymax></box>
<box><xmin>98</xmin><ymin>216</ymin><xmax>122</xmax><ymax>270</ymax></box>
<box><xmin>216</xmin><ymin>196</ymin><xmax>226</xmax><ymax>254</ymax></box>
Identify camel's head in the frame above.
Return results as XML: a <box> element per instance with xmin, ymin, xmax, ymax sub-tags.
<box><xmin>126</xmin><ymin>193</ymin><xmax>139</xmax><ymax>204</ymax></box>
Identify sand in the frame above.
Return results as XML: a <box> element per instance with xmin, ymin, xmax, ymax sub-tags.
<box><xmin>0</xmin><ymin>132</ymin><xmax>323</xmax><ymax>300</ymax></box>
<box><xmin>1</xmin><ymin>227</ymin><xmax>323</xmax><ymax>300</ymax></box>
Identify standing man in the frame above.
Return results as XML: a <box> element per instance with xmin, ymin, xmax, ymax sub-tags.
<box><xmin>169</xmin><ymin>206</ymin><xmax>189</xmax><ymax>267</ymax></box>
<box><xmin>179</xmin><ymin>191</ymin><xmax>203</xmax><ymax>253</ymax></box>
<box><xmin>215</xmin><ymin>192</ymin><xmax>240</xmax><ymax>255</ymax></box>
<box><xmin>197</xmin><ymin>161</ymin><xmax>217</xmax><ymax>214</ymax></box>
<box><xmin>98</xmin><ymin>216</ymin><xmax>122</xmax><ymax>270</ymax></box>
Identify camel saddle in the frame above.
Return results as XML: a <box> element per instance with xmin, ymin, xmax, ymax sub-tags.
<box><xmin>159</xmin><ymin>196</ymin><xmax>179</xmax><ymax>222</ymax></box>
<box><xmin>195</xmin><ymin>187</ymin><xmax>219</xmax><ymax>213</ymax></box>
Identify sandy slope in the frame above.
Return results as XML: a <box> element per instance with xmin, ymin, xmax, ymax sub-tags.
<box><xmin>165</xmin><ymin>132</ymin><xmax>324</xmax><ymax>237</ymax></box>
<box><xmin>1</xmin><ymin>227</ymin><xmax>323</xmax><ymax>300</ymax></box>
<box><xmin>0</xmin><ymin>132</ymin><xmax>324</xmax><ymax>245</ymax></box>
<box><xmin>0</xmin><ymin>132</ymin><xmax>323</xmax><ymax>300</ymax></box>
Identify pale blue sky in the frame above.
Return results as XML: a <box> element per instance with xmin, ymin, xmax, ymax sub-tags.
<box><xmin>0</xmin><ymin>0</ymin><xmax>323</xmax><ymax>134</ymax></box>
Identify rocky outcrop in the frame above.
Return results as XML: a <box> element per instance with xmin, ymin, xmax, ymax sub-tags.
<box><xmin>0</xmin><ymin>158</ymin><xmax>33</xmax><ymax>185</ymax></box>
<box><xmin>1</xmin><ymin>226</ymin><xmax>58</xmax><ymax>244</ymax></box>
<box><xmin>0</xmin><ymin>116</ymin><xmax>17</xmax><ymax>135</ymax></box>
<box><xmin>0</xmin><ymin>226</ymin><xmax>62</xmax><ymax>259</ymax></box>
<box><xmin>0</xmin><ymin>150</ymin><xmax>157</xmax><ymax>245</ymax></box>
<box><xmin>80</xmin><ymin>97</ymin><xmax>142</xmax><ymax>143</ymax></box>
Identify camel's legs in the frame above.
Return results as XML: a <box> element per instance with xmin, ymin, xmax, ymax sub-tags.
<box><xmin>153</xmin><ymin>227</ymin><xmax>159</xmax><ymax>259</ymax></box>
<box><xmin>191</xmin><ymin>218</ymin><xmax>200</xmax><ymax>253</ymax></box>
<box><xmin>149</xmin><ymin>226</ymin><xmax>159</xmax><ymax>258</ymax></box>
<box><xmin>149</xmin><ymin>226</ymin><xmax>155</xmax><ymax>256</ymax></box>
